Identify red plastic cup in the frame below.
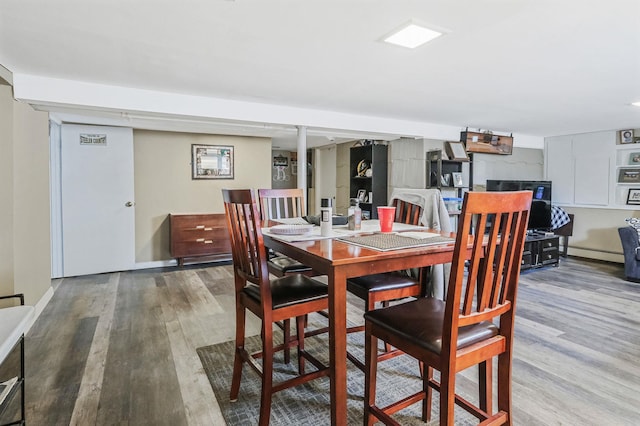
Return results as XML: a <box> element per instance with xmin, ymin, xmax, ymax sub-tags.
<box><xmin>377</xmin><ymin>206</ymin><xmax>396</xmax><ymax>233</ymax></box>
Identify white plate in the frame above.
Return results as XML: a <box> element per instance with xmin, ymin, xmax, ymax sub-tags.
<box><xmin>268</xmin><ymin>224</ymin><xmax>315</xmax><ymax>235</ymax></box>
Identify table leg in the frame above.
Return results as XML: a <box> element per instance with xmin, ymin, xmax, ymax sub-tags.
<box><xmin>328</xmin><ymin>270</ymin><xmax>347</xmax><ymax>425</ymax></box>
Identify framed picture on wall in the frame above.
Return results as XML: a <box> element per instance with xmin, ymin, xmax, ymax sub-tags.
<box><xmin>618</xmin><ymin>168</ymin><xmax>640</xmax><ymax>183</ymax></box>
<box><xmin>627</xmin><ymin>188</ymin><xmax>640</xmax><ymax>205</ymax></box>
<box><xmin>620</xmin><ymin>129</ymin><xmax>634</xmax><ymax>144</ymax></box>
<box><xmin>629</xmin><ymin>152</ymin><xmax>640</xmax><ymax>165</ymax></box>
<box><xmin>192</xmin><ymin>144</ymin><xmax>234</xmax><ymax>179</ymax></box>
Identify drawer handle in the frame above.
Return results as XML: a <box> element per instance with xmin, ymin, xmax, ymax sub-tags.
<box><xmin>204</xmin><ymin>227</ymin><xmax>213</xmax><ymax>231</ymax></box>
<box><xmin>196</xmin><ymin>238</ymin><xmax>205</xmax><ymax>242</ymax></box>
<box><xmin>204</xmin><ymin>240</ymin><xmax>213</xmax><ymax>244</ymax></box>
<box><xmin>195</xmin><ymin>225</ymin><xmax>205</xmax><ymax>229</ymax></box>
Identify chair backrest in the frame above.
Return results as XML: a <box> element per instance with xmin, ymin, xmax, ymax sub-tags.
<box><xmin>222</xmin><ymin>189</ymin><xmax>270</xmax><ymax>295</ymax></box>
<box><xmin>257</xmin><ymin>188</ymin><xmax>306</xmax><ymax>220</ymax></box>
<box><xmin>391</xmin><ymin>198</ymin><xmax>422</xmax><ymax>225</ymax></box>
<box><xmin>443</xmin><ymin>190</ymin><xmax>531</xmax><ymax>352</ymax></box>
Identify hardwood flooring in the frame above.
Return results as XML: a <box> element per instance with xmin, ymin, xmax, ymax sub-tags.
<box><xmin>5</xmin><ymin>257</ymin><xmax>640</xmax><ymax>425</ymax></box>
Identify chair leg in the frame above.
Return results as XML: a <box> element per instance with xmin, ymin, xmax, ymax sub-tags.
<box><xmin>363</xmin><ymin>324</ymin><xmax>378</xmax><ymax>426</ymax></box>
<box><xmin>422</xmin><ymin>364</ymin><xmax>433</xmax><ymax>422</ymax></box>
<box><xmin>296</xmin><ymin>315</ymin><xmax>306</xmax><ymax>374</ymax></box>
<box><xmin>283</xmin><ymin>318</ymin><xmax>291</xmax><ymax>364</ymax></box>
<box><xmin>497</xmin><ymin>351</ymin><xmax>513</xmax><ymax>425</ymax></box>
<box><xmin>439</xmin><ymin>365</ymin><xmax>456</xmax><ymax>425</ymax></box>
<box><xmin>379</xmin><ymin>300</ymin><xmax>394</xmax><ymax>353</ymax></box>
<box><xmin>259</xmin><ymin>322</ymin><xmax>275</xmax><ymax>426</ymax></box>
<box><xmin>479</xmin><ymin>359</ymin><xmax>493</xmax><ymax>415</ymax></box>
<box><xmin>230</xmin><ymin>304</ymin><xmax>246</xmax><ymax>402</ymax></box>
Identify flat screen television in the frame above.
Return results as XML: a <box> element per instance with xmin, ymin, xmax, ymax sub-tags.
<box><xmin>486</xmin><ymin>180</ymin><xmax>552</xmax><ymax>231</ymax></box>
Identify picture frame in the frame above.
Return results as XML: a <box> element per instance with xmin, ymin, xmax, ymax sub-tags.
<box><xmin>620</xmin><ymin>129</ymin><xmax>634</xmax><ymax>144</ymax></box>
<box><xmin>618</xmin><ymin>168</ymin><xmax>640</xmax><ymax>183</ymax></box>
<box><xmin>451</xmin><ymin>172</ymin><xmax>464</xmax><ymax>187</ymax></box>
<box><xmin>192</xmin><ymin>144</ymin><xmax>234</xmax><ymax>179</ymax></box>
<box><xmin>629</xmin><ymin>152</ymin><xmax>640</xmax><ymax>165</ymax></box>
<box><xmin>356</xmin><ymin>189</ymin><xmax>367</xmax><ymax>202</ymax></box>
<box><xmin>444</xmin><ymin>141</ymin><xmax>469</xmax><ymax>161</ymax></box>
<box><xmin>627</xmin><ymin>188</ymin><xmax>640</xmax><ymax>205</ymax></box>
<box><xmin>441</xmin><ymin>173</ymin><xmax>451</xmax><ymax>186</ymax></box>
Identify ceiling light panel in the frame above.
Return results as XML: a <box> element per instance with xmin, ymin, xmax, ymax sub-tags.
<box><xmin>383</xmin><ymin>22</ymin><xmax>443</xmax><ymax>49</ymax></box>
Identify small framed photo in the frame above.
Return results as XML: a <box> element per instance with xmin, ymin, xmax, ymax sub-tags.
<box><xmin>620</xmin><ymin>129</ymin><xmax>634</xmax><ymax>144</ymax></box>
<box><xmin>618</xmin><ymin>168</ymin><xmax>640</xmax><ymax>183</ymax></box>
<box><xmin>441</xmin><ymin>173</ymin><xmax>451</xmax><ymax>186</ymax></box>
<box><xmin>629</xmin><ymin>152</ymin><xmax>640</xmax><ymax>165</ymax></box>
<box><xmin>451</xmin><ymin>172</ymin><xmax>464</xmax><ymax>187</ymax></box>
<box><xmin>356</xmin><ymin>189</ymin><xmax>367</xmax><ymax>202</ymax></box>
<box><xmin>627</xmin><ymin>188</ymin><xmax>640</xmax><ymax>205</ymax></box>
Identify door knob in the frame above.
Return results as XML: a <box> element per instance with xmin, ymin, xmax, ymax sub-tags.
<box><xmin>125</xmin><ymin>201</ymin><xmax>135</xmax><ymax>207</ymax></box>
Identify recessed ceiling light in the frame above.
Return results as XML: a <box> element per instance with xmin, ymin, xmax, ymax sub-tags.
<box><xmin>632</xmin><ymin>101</ymin><xmax>640</xmax><ymax>107</ymax></box>
<box><xmin>383</xmin><ymin>22</ymin><xmax>443</xmax><ymax>49</ymax></box>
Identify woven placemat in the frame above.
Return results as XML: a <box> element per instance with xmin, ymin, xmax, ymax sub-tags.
<box><xmin>337</xmin><ymin>233</ymin><xmax>454</xmax><ymax>251</ymax></box>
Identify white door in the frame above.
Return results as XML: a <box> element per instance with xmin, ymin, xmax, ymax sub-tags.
<box><xmin>61</xmin><ymin>124</ymin><xmax>135</xmax><ymax>276</ymax></box>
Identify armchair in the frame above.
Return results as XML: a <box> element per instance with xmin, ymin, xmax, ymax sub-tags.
<box><xmin>618</xmin><ymin>226</ymin><xmax>640</xmax><ymax>282</ymax></box>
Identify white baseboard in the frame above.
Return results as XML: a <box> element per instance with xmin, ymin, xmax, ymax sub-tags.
<box><xmin>26</xmin><ymin>285</ymin><xmax>54</xmax><ymax>334</ymax></box>
<box><xmin>134</xmin><ymin>260</ymin><xmax>178</xmax><ymax>269</ymax></box>
<box><xmin>568</xmin><ymin>247</ymin><xmax>623</xmax><ymax>263</ymax></box>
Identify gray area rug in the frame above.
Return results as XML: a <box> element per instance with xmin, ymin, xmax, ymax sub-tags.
<box><xmin>197</xmin><ymin>319</ymin><xmax>478</xmax><ymax>425</ymax></box>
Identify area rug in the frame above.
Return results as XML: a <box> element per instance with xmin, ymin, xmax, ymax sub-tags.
<box><xmin>197</xmin><ymin>322</ymin><xmax>478</xmax><ymax>425</ymax></box>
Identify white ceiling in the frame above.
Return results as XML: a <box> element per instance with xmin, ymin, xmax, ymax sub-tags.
<box><xmin>1</xmin><ymin>0</ymin><xmax>639</xmax><ymax>149</ymax></box>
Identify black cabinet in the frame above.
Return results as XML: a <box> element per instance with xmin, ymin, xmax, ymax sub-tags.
<box><xmin>350</xmin><ymin>144</ymin><xmax>387</xmax><ymax>219</ymax></box>
<box><xmin>522</xmin><ymin>234</ymin><xmax>560</xmax><ymax>270</ymax></box>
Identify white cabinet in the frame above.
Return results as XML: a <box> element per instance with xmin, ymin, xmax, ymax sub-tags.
<box><xmin>544</xmin><ymin>130</ymin><xmax>640</xmax><ymax>209</ymax></box>
<box><xmin>545</xmin><ymin>130</ymin><xmax>615</xmax><ymax>207</ymax></box>
<box><xmin>545</xmin><ymin>135</ymin><xmax>574</xmax><ymax>204</ymax></box>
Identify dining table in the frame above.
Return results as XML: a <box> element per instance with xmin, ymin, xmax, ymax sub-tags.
<box><xmin>262</xmin><ymin>219</ymin><xmax>465</xmax><ymax>425</ymax></box>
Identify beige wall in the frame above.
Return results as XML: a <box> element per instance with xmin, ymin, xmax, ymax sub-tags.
<box><xmin>562</xmin><ymin>206</ymin><xmax>627</xmax><ymax>263</ymax></box>
<box><xmin>0</xmin><ymin>86</ymin><xmax>15</xmax><ymax>297</ymax></box>
<box><xmin>0</xmin><ymin>85</ymin><xmax>51</xmax><ymax>305</ymax></box>
<box><xmin>133</xmin><ymin>130</ymin><xmax>271</xmax><ymax>263</ymax></box>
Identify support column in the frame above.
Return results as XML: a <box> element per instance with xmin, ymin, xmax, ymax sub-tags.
<box><xmin>297</xmin><ymin>126</ymin><xmax>307</xmax><ymax>191</ymax></box>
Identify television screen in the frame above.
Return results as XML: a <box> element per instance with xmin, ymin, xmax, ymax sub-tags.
<box><xmin>486</xmin><ymin>180</ymin><xmax>552</xmax><ymax>231</ymax></box>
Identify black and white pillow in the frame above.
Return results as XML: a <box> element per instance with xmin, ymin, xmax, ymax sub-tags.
<box><xmin>625</xmin><ymin>217</ymin><xmax>640</xmax><ymax>241</ymax></box>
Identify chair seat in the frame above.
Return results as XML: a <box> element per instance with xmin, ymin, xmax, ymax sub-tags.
<box><xmin>244</xmin><ymin>274</ymin><xmax>328</xmax><ymax>309</ymax></box>
<box><xmin>364</xmin><ymin>297</ymin><xmax>498</xmax><ymax>354</ymax></box>
<box><xmin>348</xmin><ymin>272</ymin><xmax>417</xmax><ymax>292</ymax></box>
<box><xmin>268</xmin><ymin>255</ymin><xmax>313</xmax><ymax>274</ymax></box>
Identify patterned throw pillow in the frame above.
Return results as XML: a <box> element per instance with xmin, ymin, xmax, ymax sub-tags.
<box><xmin>625</xmin><ymin>218</ymin><xmax>640</xmax><ymax>241</ymax></box>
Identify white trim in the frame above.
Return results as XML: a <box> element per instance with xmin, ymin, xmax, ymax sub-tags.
<box><xmin>12</xmin><ymin>74</ymin><xmax>544</xmax><ymax>149</ymax></box>
<box><xmin>49</xmin><ymin>121</ymin><xmax>63</xmax><ymax>278</ymax></box>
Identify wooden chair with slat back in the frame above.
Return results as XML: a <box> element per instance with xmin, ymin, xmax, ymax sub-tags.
<box><xmin>345</xmin><ymin>198</ymin><xmax>427</xmax><ymax>371</ymax></box>
<box><xmin>222</xmin><ymin>189</ymin><xmax>329</xmax><ymax>426</ymax></box>
<box><xmin>257</xmin><ymin>188</ymin><xmax>316</xmax><ymax>278</ymax></box>
<box><xmin>363</xmin><ymin>190</ymin><xmax>532</xmax><ymax>426</ymax></box>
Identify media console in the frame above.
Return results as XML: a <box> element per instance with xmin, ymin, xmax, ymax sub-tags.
<box><xmin>522</xmin><ymin>232</ymin><xmax>560</xmax><ymax>271</ymax></box>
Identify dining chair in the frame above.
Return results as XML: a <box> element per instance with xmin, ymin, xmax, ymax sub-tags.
<box><xmin>363</xmin><ymin>190</ymin><xmax>532</xmax><ymax>425</ymax></box>
<box><xmin>345</xmin><ymin>198</ymin><xmax>427</xmax><ymax>370</ymax></box>
<box><xmin>222</xmin><ymin>189</ymin><xmax>330</xmax><ymax>426</ymax></box>
<box><xmin>257</xmin><ymin>188</ymin><xmax>315</xmax><ymax>277</ymax></box>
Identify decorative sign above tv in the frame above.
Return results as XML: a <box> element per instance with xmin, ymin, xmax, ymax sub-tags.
<box><xmin>461</xmin><ymin>129</ymin><xmax>513</xmax><ymax>155</ymax></box>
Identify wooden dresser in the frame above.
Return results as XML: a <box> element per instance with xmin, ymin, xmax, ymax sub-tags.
<box><xmin>169</xmin><ymin>214</ymin><xmax>232</xmax><ymax>266</ymax></box>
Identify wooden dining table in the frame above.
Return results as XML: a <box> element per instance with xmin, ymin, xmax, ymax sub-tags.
<box><xmin>262</xmin><ymin>225</ymin><xmax>462</xmax><ymax>425</ymax></box>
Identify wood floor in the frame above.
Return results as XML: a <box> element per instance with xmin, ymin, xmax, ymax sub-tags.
<box><xmin>6</xmin><ymin>257</ymin><xmax>640</xmax><ymax>425</ymax></box>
